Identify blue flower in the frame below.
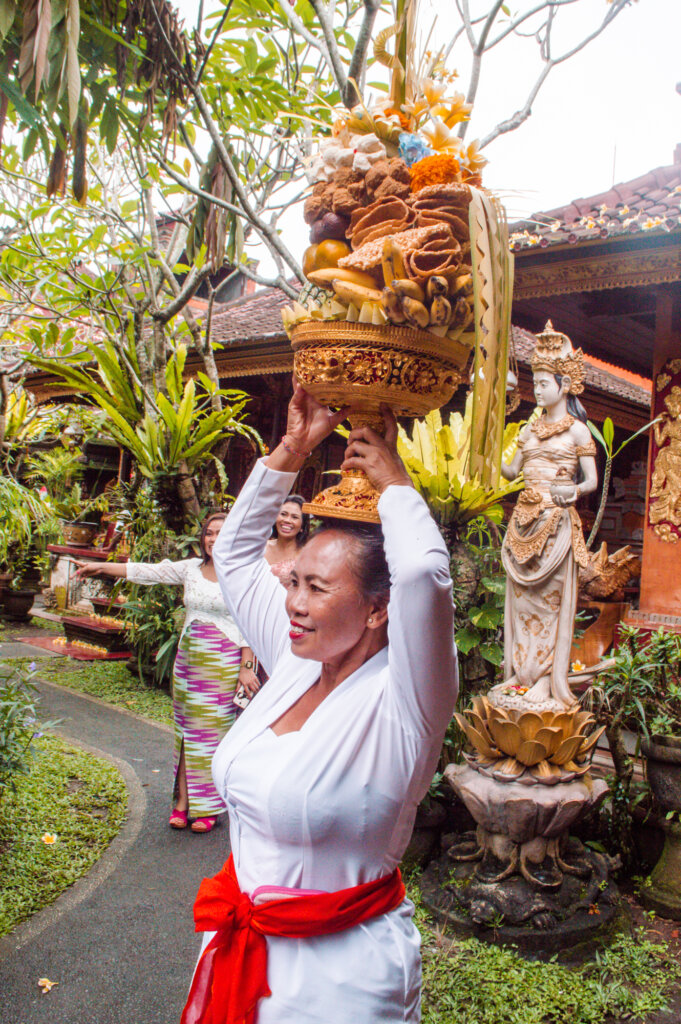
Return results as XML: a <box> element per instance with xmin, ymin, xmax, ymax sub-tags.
<box><xmin>398</xmin><ymin>132</ymin><xmax>432</xmax><ymax>168</ymax></box>
<box><xmin>28</xmin><ymin>661</ymin><xmax>37</xmax><ymax>672</ymax></box>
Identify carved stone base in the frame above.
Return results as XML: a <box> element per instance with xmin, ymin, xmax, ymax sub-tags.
<box><xmin>420</xmin><ymin>838</ymin><xmax>623</xmax><ymax>958</ymax></box>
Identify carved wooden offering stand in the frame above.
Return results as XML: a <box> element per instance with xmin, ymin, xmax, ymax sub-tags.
<box><xmin>292</xmin><ymin>320</ymin><xmax>467</xmax><ymax>522</ymax></box>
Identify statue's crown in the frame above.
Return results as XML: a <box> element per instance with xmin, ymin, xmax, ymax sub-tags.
<box><xmin>530</xmin><ymin>321</ymin><xmax>585</xmax><ymax>395</ymax></box>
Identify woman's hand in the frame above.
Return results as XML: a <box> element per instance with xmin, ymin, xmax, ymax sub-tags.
<box><xmin>284</xmin><ymin>377</ymin><xmax>350</xmax><ymax>454</ymax></box>
<box><xmin>237</xmin><ymin>666</ymin><xmax>260</xmax><ymax>699</ymax></box>
<box><xmin>266</xmin><ymin>377</ymin><xmax>350</xmax><ymax>472</ymax></box>
<box><xmin>73</xmin><ymin>560</ymin><xmax>103</xmax><ymax>579</ymax></box>
<box><xmin>341</xmin><ymin>407</ymin><xmax>413</xmax><ymax>495</ymax></box>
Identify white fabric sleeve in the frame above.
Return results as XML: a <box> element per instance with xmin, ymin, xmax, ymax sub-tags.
<box><xmin>379</xmin><ymin>485</ymin><xmax>459</xmax><ymax>737</ymax></box>
<box><xmin>125</xmin><ymin>558</ymin><xmax>191</xmax><ymax>586</ymax></box>
<box><xmin>213</xmin><ymin>459</ymin><xmax>298</xmax><ymax>675</ymax></box>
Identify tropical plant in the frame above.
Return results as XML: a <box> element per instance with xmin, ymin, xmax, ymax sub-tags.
<box><xmin>0</xmin><ymin>476</ymin><xmax>56</xmax><ymax>582</ymax></box>
<box><xmin>29</xmin><ymin>341</ymin><xmax>261</xmax><ymax>527</ymax></box>
<box><xmin>396</xmin><ymin>396</ymin><xmax>524</xmax><ymax>540</ymax></box>
<box><xmin>0</xmin><ymin>661</ymin><xmax>45</xmax><ymax>798</ymax></box>
<box><xmin>586</xmin><ymin>415</ymin><xmax>660</xmax><ymax>549</ymax></box>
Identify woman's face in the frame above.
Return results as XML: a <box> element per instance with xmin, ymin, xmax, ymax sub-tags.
<box><xmin>533</xmin><ymin>371</ymin><xmax>564</xmax><ymax>410</ymax></box>
<box><xmin>285</xmin><ymin>532</ymin><xmax>373</xmax><ymax>664</ymax></box>
<box><xmin>275</xmin><ymin>501</ymin><xmax>303</xmax><ymax>541</ymax></box>
<box><xmin>202</xmin><ymin>518</ymin><xmax>225</xmax><ymax>560</ymax></box>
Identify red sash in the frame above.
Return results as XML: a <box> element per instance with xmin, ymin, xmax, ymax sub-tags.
<box><xmin>181</xmin><ymin>854</ymin><xmax>405</xmax><ymax>1024</ymax></box>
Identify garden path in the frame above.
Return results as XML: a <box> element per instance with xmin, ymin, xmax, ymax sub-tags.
<box><xmin>0</xmin><ymin>658</ymin><xmax>229</xmax><ymax>1024</ymax></box>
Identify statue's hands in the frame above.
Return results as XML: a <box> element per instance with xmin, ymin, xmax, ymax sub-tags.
<box><xmin>549</xmin><ymin>482</ymin><xmax>578</xmax><ymax>507</ymax></box>
<box><xmin>341</xmin><ymin>406</ymin><xmax>413</xmax><ymax>494</ymax></box>
<box><xmin>284</xmin><ymin>377</ymin><xmax>350</xmax><ymax>455</ymax></box>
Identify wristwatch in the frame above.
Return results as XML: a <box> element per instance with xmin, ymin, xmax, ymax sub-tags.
<box><xmin>241</xmin><ymin>660</ymin><xmax>253</xmax><ymax>670</ymax></box>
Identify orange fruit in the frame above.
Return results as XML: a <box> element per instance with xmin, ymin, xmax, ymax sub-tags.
<box><xmin>313</xmin><ymin>239</ymin><xmax>351</xmax><ymax>269</ymax></box>
<box><xmin>302</xmin><ymin>244</ymin><xmax>318</xmax><ymax>277</ymax></box>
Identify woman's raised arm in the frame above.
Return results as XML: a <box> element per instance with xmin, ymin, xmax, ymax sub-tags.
<box><xmin>343</xmin><ymin>413</ymin><xmax>458</xmax><ymax>736</ymax></box>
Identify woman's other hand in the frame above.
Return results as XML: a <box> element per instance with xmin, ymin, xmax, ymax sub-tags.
<box><xmin>237</xmin><ymin>666</ymin><xmax>260</xmax><ymax>698</ymax></box>
<box><xmin>341</xmin><ymin>407</ymin><xmax>413</xmax><ymax>495</ymax></box>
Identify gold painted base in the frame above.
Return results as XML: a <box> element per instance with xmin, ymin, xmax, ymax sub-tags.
<box><xmin>303</xmin><ymin>469</ymin><xmax>380</xmax><ymax>524</ymax></box>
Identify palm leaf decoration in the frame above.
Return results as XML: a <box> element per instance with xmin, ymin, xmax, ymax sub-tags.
<box><xmin>468</xmin><ymin>189</ymin><xmax>515</xmax><ymax>490</ymax></box>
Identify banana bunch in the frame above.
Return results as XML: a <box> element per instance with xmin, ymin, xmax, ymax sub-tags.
<box><xmin>378</xmin><ymin>238</ymin><xmax>476</xmax><ymax>344</ymax></box>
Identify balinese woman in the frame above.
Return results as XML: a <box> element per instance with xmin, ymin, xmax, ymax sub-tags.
<box><xmin>264</xmin><ymin>493</ymin><xmax>309</xmax><ymax>584</ymax></box>
<box><xmin>499</xmin><ymin>322</ymin><xmax>598</xmax><ymax>709</ymax></box>
<box><xmin>180</xmin><ymin>382</ymin><xmax>458</xmax><ymax>1024</ymax></box>
<box><xmin>74</xmin><ymin>513</ymin><xmax>260</xmax><ymax>833</ymax></box>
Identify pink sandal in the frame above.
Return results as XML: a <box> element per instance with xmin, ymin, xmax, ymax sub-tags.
<box><xmin>169</xmin><ymin>808</ymin><xmax>188</xmax><ymax>829</ymax></box>
<box><xmin>190</xmin><ymin>816</ymin><xmax>217</xmax><ymax>834</ymax></box>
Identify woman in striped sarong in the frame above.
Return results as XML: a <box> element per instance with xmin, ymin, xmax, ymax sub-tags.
<box><xmin>74</xmin><ymin>514</ymin><xmax>260</xmax><ymax>834</ymax></box>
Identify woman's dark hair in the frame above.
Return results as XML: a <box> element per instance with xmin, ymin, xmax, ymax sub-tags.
<box><xmin>270</xmin><ymin>494</ymin><xmax>310</xmax><ymax>546</ymax></box>
<box><xmin>312</xmin><ymin>518</ymin><xmax>391</xmax><ymax>605</ymax></box>
<box><xmin>554</xmin><ymin>374</ymin><xmax>587</xmax><ymax>423</ymax></box>
<box><xmin>199</xmin><ymin>512</ymin><xmax>226</xmax><ymax>563</ymax></box>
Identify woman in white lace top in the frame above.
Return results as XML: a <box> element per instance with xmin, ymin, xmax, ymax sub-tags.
<box><xmin>74</xmin><ymin>514</ymin><xmax>260</xmax><ymax>833</ymax></box>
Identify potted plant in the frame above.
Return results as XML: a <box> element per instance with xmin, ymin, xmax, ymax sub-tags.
<box><xmin>0</xmin><ymin>478</ymin><xmax>58</xmax><ymax>621</ymax></box>
<box><xmin>592</xmin><ymin>626</ymin><xmax>681</xmax><ymax>916</ymax></box>
<box><xmin>24</xmin><ymin>446</ymin><xmax>106</xmax><ymax>546</ymax></box>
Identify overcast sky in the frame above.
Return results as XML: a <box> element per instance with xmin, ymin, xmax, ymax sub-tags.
<box><xmin>173</xmin><ymin>0</ymin><xmax>680</xmax><ymax>264</ymax></box>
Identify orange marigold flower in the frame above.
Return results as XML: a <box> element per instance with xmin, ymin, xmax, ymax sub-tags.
<box><xmin>383</xmin><ymin>107</ymin><xmax>412</xmax><ymax>130</ymax></box>
<box><xmin>409</xmin><ymin>154</ymin><xmax>461</xmax><ymax>193</ymax></box>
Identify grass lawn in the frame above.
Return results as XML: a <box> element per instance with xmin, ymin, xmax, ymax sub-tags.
<box><xmin>16</xmin><ymin>657</ymin><xmax>173</xmax><ymax>726</ymax></box>
<box><xmin>0</xmin><ymin>735</ymin><xmax>127</xmax><ymax>936</ymax></box>
<box><xmin>409</xmin><ymin>882</ymin><xmax>681</xmax><ymax>1024</ymax></box>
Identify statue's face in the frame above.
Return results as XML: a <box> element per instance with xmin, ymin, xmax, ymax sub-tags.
<box><xmin>533</xmin><ymin>371</ymin><xmax>564</xmax><ymax>410</ymax></box>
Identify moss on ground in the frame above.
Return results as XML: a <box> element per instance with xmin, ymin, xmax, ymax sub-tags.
<box><xmin>0</xmin><ymin>735</ymin><xmax>127</xmax><ymax>936</ymax></box>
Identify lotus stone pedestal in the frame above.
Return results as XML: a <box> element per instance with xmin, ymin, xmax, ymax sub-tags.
<box><xmin>419</xmin><ymin>764</ymin><xmax>621</xmax><ymax>956</ymax></box>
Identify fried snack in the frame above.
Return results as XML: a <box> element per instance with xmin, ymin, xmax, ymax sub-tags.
<box><xmin>348</xmin><ymin>196</ymin><xmax>416</xmax><ymax>250</ymax></box>
<box><xmin>409</xmin><ymin>183</ymin><xmax>472</xmax><ymax>244</ymax></box>
<box><xmin>404</xmin><ymin>233</ymin><xmax>463</xmax><ymax>288</ymax></box>
<box><xmin>338</xmin><ymin>223</ymin><xmax>451</xmax><ymax>272</ymax></box>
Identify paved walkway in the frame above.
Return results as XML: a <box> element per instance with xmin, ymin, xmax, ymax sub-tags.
<box><xmin>0</xmin><ymin>651</ymin><xmax>229</xmax><ymax>1024</ymax></box>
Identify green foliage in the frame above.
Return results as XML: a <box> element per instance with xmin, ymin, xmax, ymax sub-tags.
<box><xmin>408</xmin><ymin>880</ymin><xmax>681</xmax><ymax>1024</ymax></box>
<box><xmin>28</xmin><ymin>342</ymin><xmax>259</xmax><ymax>504</ymax></box>
<box><xmin>592</xmin><ymin>626</ymin><xmax>681</xmax><ymax>741</ymax></box>
<box><xmin>453</xmin><ymin>517</ymin><xmax>505</xmax><ymax>672</ymax></box>
<box><xmin>0</xmin><ymin>734</ymin><xmax>127</xmax><ymax>936</ymax></box>
<box><xmin>396</xmin><ymin>397</ymin><xmax>524</xmax><ymax>535</ymax></box>
<box><xmin>0</xmin><ymin>476</ymin><xmax>59</xmax><ymax>581</ymax></box>
<box><xmin>0</xmin><ymin>660</ymin><xmax>51</xmax><ymax>795</ymax></box>
<box><xmin>113</xmin><ymin>486</ymin><xmax>197</xmax><ymax>689</ymax></box>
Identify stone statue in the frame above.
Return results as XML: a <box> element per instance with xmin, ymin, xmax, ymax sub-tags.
<box><xmin>437</xmin><ymin>324</ymin><xmax>615</xmax><ymax>933</ymax></box>
<box><xmin>493</xmin><ymin>321</ymin><xmax>598</xmax><ymax>710</ymax></box>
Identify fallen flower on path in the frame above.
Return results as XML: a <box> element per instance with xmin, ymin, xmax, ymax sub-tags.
<box><xmin>38</xmin><ymin>978</ymin><xmax>58</xmax><ymax>993</ymax></box>
<box><xmin>40</xmin><ymin>833</ymin><xmax>58</xmax><ymax>845</ymax></box>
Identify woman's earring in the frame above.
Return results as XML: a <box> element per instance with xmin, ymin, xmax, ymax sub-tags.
<box><xmin>368</xmin><ymin>617</ymin><xmax>374</xmax><ymax>624</ymax></box>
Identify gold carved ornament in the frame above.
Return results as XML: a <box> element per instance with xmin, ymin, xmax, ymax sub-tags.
<box><xmin>531</xmin><ymin>413</ymin><xmax>574</xmax><ymax>440</ymax></box>
<box><xmin>649</xmin><ymin>379</ymin><xmax>681</xmax><ymax>543</ymax></box>
<box><xmin>529</xmin><ymin>322</ymin><xmax>586</xmax><ymax>395</ymax></box>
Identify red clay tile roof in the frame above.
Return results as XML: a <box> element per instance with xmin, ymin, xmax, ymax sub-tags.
<box><xmin>509</xmin><ymin>154</ymin><xmax>681</xmax><ymax>252</ymax></box>
<box><xmin>209</xmin><ymin>284</ymin><xmax>296</xmax><ymax>345</ymax></box>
